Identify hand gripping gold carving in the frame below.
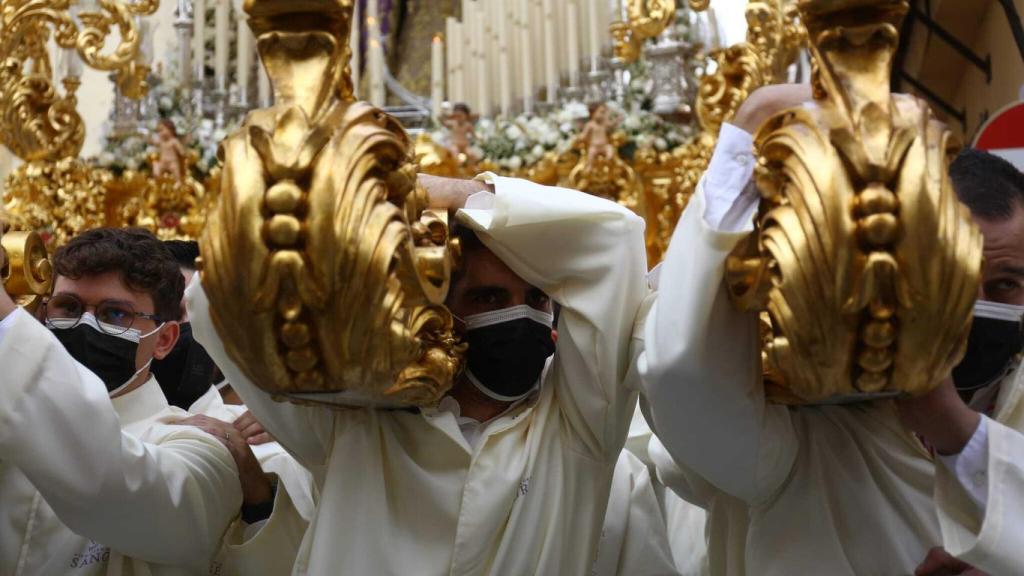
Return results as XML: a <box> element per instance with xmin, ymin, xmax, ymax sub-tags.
<box><xmin>200</xmin><ymin>0</ymin><xmax>462</xmax><ymax>408</ymax></box>
<box><xmin>725</xmin><ymin>0</ymin><xmax>982</xmax><ymax>403</ymax></box>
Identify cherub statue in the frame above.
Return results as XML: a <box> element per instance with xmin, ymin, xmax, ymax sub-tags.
<box><xmin>579</xmin><ymin>102</ymin><xmax>617</xmax><ymax>163</ymax></box>
<box><xmin>152</xmin><ymin>118</ymin><xmax>187</xmax><ymax>181</ymax></box>
<box><xmin>442</xmin><ymin>102</ymin><xmax>477</xmax><ymax>163</ymax></box>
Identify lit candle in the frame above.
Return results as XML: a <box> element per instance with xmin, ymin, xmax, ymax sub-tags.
<box><xmin>445</xmin><ymin>17</ymin><xmax>455</xmax><ymax>102</ymax></box>
<box><xmin>350</xmin><ymin>0</ymin><xmax>360</xmax><ymax>98</ymax></box>
<box><xmin>214</xmin><ymin>0</ymin><xmax>229</xmax><ymax>92</ymax></box>
<box><xmin>588</xmin><ymin>0</ymin><xmax>601</xmax><ymax>71</ymax></box>
<box><xmin>542</xmin><ymin>0</ymin><xmax>557</xmax><ymax>103</ymax></box>
<box><xmin>462</xmin><ymin>0</ymin><xmax>476</xmax><ymax>112</ymax></box>
<box><xmin>520</xmin><ymin>0</ymin><xmax>533</xmax><ymax>114</ymax></box>
<box><xmin>236</xmin><ymin>14</ymin><xmax>252</xmax><ymax>105</ymax></box>
<box><xmin>567</xmin><ymin>0</ymin><xmax>579</xmax><ymax>88</ymax></box>
<box><xmin>431</xmin><ymin>35</ymin><xmax>444</xmax><ymax>119</ymax></box>
<box><xmin>193</xmin><ymin>0</ymin><xmax>206</xmax><ymax>81</ymax></box>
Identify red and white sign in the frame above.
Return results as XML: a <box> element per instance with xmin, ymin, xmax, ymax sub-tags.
<box><xmin>974</xmin><ymin>101</ymin><xmax>1024</xmax><ymax>171</ymax></box>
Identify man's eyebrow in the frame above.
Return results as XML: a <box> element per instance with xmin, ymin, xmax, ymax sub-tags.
<box><xmin>996</xmin><ymin>265</ymin><xmax>1024</xmax><ymax>277</ymax></box>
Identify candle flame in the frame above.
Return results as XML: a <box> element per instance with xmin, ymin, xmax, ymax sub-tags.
<box><xmin>433</xmin><ymin>34</ymin><xmax>443</xmax><ymax>44</ymax></box>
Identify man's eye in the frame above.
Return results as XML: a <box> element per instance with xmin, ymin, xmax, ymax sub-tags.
<box><xmin>473</xmin><ymin>293</ymin><xmax>499</xmax><ymax>305</ymax></box>
<box><xmin>98</xmin><ymin>307</ymin><xmax>132</xmax><ymax>325</ymax></box>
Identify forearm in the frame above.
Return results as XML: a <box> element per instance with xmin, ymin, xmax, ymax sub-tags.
<box><xmin>0</xmin><ymin>311</ymin><xmax>240</xmax><ymax>566</ymax></box>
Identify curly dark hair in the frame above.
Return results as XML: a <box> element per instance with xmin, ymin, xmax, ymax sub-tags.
<box><xmin>53</xmin><ymin>228</ymin><xmax>185</xmax><ymax>322</ymax></box>
<box><xmin>163</xmin><ymin>240</ymin><xmax>200</xmax><ymax>271</ymax></box>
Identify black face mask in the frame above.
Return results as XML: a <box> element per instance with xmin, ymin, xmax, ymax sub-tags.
<box><xmin>952</xmin><ymin>300</ymin><xmax>1024</xmax><ymax>401</ymax></box>
<box><xmin>50</xmin><ymin>314</ymin><xmax>154</xmax><ymax>395</ymax></box>
<box><xmin>463</xmin><ymin>305</ymin><xmax>556</xmax><ymax>402</ymax></box>
<box><xmin>151</xmin><ymin>322</ymin><xmax>218</xmax><ymax>409</ymax></box>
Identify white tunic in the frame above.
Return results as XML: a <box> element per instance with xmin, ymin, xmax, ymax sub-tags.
<box><xmin>934</xmin><ymin>365</ymin><xmax>1024</xmax><ymax>573</ymax></box>
<box><xmin>637</xmin><ymin>125</ymin><xmax>944</xmax><ymax>575</ymax></box>
<box><xmin>188</xmin><ymin>174</ymin><xmax>650</xmax><ymax>575</ymax></box>
<box><xmin>592</xmin><ymin>449</ymin><xmax>680</xmax><ymax>576</ymax></box>
<box><xmin>0</xmin><ymin>309</ymin><xmax>242</xmax><ymax>575</ymax></box>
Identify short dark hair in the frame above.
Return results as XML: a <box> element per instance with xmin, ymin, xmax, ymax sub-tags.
<box><xmin>453</xmin><ymin>102</ymin><xmax>471</xmax><ymax>116</ymax></box>
<box><xmin>950</xmin><ymin>148</ymin><xmax>1024</xmax><ymax>220</ymax></box>
<box><xmin>53</xmin><ymin>228</ymin><xmax>185</xmax><ymax>322</ymax></box>
<box><xmin>163</xmin><ymin>240</ymin><xmax>200</xmax><ymax>270</ymax></box>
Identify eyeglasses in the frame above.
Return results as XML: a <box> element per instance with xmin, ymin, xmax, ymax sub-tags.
<box><xmin>44</xmin><ymin>293</ymin><xmax>162</xmax><ymax>336</ymax></box>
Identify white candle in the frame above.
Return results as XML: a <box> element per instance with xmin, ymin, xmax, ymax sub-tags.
<box><xmin>567</xmin><ymin>1</ymin><xmax>579</xmax><ymax>88</ymax></box>
<box><xmin>193</xmin><ymin>0</ymin><xmax>206</xmax><ymax>81</ymax></box>
<box><xmin>474</xmin><ymin>7</ymin><xmax>490</xmax><ymax>117</ymax></box>
<box><xmin>367</xmin><ymin>17</ymin><xmax>385</xmax><ymax>107</ymax></box>
<box><xmin>350</xmin><ymin>0</ymin><xmax>360</xmax><ymax>98</ymax></box>
<box><xmin>431</xmin><ymin>35</ymin><xmax>444</xmax><ymax>120</ymax></box>
<box><xmin>236</xmin><ymin>15</ymin><xmax>252</xmax><ymax>105</ymax></box>
<box><xmin>445</xmin><ymin>17</ymin><xmax>455</xmax><ymax>102</ymax></box>
<box><xmin>462</xmin><ymin>0</ymin><xmax>476</xmax><ymax>112</ymax></box>
<box><xmin>707</xmin><ymin>6</ymin><xmax>721</xmax><ymax>50</ymax></box>
<box><xmin>588</xmin><ymin>0</ymin><xmax>601</xmax><ymax>71</ymax></box>
<box><xmin>136</xmin><ymin>17</ymin><xmax>154</xmax><ymax>65</ymax></box>
<box><xmin>257</xmin><ymin>61</ymin><xmax>272</xmax><ymax>107</ymax></box>
<box><xmin>541</xmin><ymin>0</ymin><xmax>557</xmax><ymax>103</ymax></box>
<box><xmin>451</xmin><ymin>21</ymin><xmax>464</xmax><ymax>103</ymax></box>
<box><xmin>214</xmin><ymin>0</ymin><xmax>229</xmax><ymax>91</ymax></box>
<box><xmin>497</xmin><ymin>0</ymin><xmax>511</xmax><ymax>117</ymax></box>
<box><xmin>520</xmin><ymin>0</ymin><xmax>533</xmax><ymax>114</ymax></box>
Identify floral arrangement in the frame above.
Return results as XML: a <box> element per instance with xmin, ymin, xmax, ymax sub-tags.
<box><xmin>89</xmin><ymin>77</ymin><xmax>236</xmax><ymax>181</ymax></box>
<box><xmin>431</xmin><ymin>62</ymin><xmax>692</xmax><ymax>172</ymax></box>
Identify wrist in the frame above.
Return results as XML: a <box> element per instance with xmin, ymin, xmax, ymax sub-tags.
<box><xmin>931</xmin><ymin>407</ymin><xmax>982</xmax><ymax>456</ymax></box>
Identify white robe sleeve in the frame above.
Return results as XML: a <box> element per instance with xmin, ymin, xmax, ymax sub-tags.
<box><xmin>0</xmin><ymin>308</ymin><xmax>242</xmax><ymax>571</ymax></box>
<box><xmin>186</xmin><ymin>275</ymin><xmax>335</xmax><ymax>467</ymax></box>
<box><xmin>459</xmin><ymin>174</ymin><xmax>649</xmax><ymax>461</ymax></box>
<box><xmin>638</xmin><ymin>128</ymin><xmax>797</xmax><ymax>506</ymax></box>
<box><xmin>934</xmin><ymin>418</ymin><xmax>1024</xmax><ymax>574</ymax></box>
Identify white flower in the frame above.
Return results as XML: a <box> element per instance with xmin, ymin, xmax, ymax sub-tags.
<box><xmin>531</xmin><ymin>144</ymin><xmax>544</xmax><ymax>158</ymax></box>
<box><xmin>469</xmin><ymin>145</ymin><xmax>484</xmax><ymax>159</ymax></box>
<box><xmin>159</xmin><ymin>96</ymin><xmax>174</xmax><ymax>110</ymax></box>
<box><xmin>212</xmin><ymin>129</ymin><xmax>227</xmax><ymax>142</ymax></box>
<box><xmin>655</xmin><ymin>137</ymin><xmax>668</xmax><ymax>151</ymax></box>
<box><xmin>507</xmin><ymin>156</ymin><xmax>523</xmax><ymax>171</ymax></box>
<box><xmin>126</xmin><ymin>157</ymin><xmax>140</xmax><ymax>171</ymax></box>
<box><xmin>98</xmin><ymin>152</ymin><xmax>115</xmax><ymax>167</ymax></box>
<box><xmin>505</xmin><ymin>124</ymin><xmax>524</xmax><ymax>140</ymax></box>
<box><xmin>623</xmin><ymin>115</ymin><xmax>642</xmax><ymax>131</ymax></box>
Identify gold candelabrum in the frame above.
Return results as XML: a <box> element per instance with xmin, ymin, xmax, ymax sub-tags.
<box><xmin>0</xmin><ymin>1</ymin><xmax>160</xmax><ymax>307</ymax></box>
<box><xmin>1</xmin><ymin>0</ymin><xmax>160</xmax><ymax>257</ymax></box>
<box><xmin>199</xmin><ymin>0</ymin><xmax>463</xmax><ymax>408</ymax></box>
<box><xmin>610</xmin><ymin>0</ymin><xmax>677</xmax><ymax>64</ymax></box>
<box><xmin>725</xmin><ymin>0</ymin><xmax>981</xmax><ymax>404</ymax></box>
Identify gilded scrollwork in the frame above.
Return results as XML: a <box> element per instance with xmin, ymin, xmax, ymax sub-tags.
<box><xmin>725</xmin><ymin>0</ymin><xmax>981</xmax><ymax>403</ymax></box>
<box><xmin>200</xmin><ymin>0</ymin><xmax>462</xmax><ymax>408</ymax></box>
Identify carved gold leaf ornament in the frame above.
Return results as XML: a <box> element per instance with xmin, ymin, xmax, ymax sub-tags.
<box><xmin>0</xmin><ymin>220</ymin><xmax>53</xmax><ymax>314</ymax></box>
<box><xmin>725</xmin><ymin>0</ymin><xmax>982</xmax><ymax>404</ymax></box>
<box><xmin>612</xmin><ymin>0</ymin><xmax>677</xmax><ymax>64</ymax></box>
<box><xmin>200</xmin><ymin>0</ymin><xmax>462</xmax><ymax>408</ymax></box>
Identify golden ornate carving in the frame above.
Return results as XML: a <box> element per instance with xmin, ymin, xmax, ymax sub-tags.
<box><xmin>641</xmin><ymin>0</ymin><xmax>803</xmax><ymax>263</ymax></box>
<box><xmin>3</xmin><ymin>157</ymin><xmax>113</xmax><ymax>248</ymax></box>
<box><xmin>200</xmin><ymin>0</ymin><xmax>462</xmax><ymax>408</ymax></box>
<box><xmin>611</xmin><ymin>0</ymin><xmax>676</xmax><ymax>64</ymax></box>
<box><xmin>0</xmin><ymin>223</ymin><xmax>53</xmax><ymax>313</ymax></box>
<box><xmin>0</xmin><ymin>0</ymin><xmax>159</xmax><ymax>161</ymax></box>
<box><xmin>725</xmin><ymin>0</ymin><xmax>981</xmax><ymax>403</ymax></box>
<box><xmin>568</xmin><ymin>133</ymin><xmax>641</xmax><ymax>211</ymax></box>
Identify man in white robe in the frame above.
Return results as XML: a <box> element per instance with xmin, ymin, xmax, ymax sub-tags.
<box><xmin>0</xmin><ymin>227</ymin><xmax>242</xmax><ymax>575</ymax></box>
<box><xmin>188</xmin><ymin>173</ymin><xmax>649</xmax><ymax>574</ymax></box>
<box><xmin>637</xmin><ymin>85</ymin><xmax>953</xmax><ymax>575</ymax></box>
<box><xmin>899</xmin><ymin>148</ymin><xmax>1024</xmax><ymax>575</ymax></box>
